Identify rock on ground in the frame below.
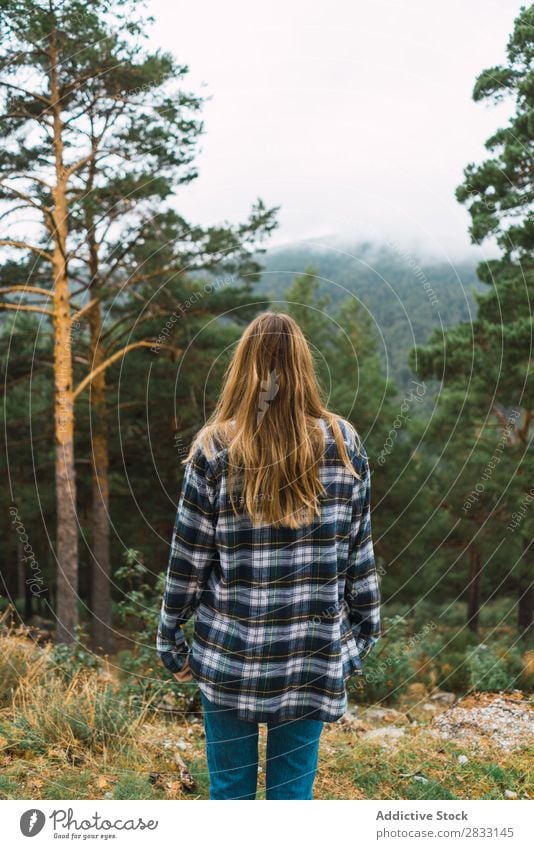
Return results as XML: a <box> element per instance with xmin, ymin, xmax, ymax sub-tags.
<box><xmin>362</xmin><ymin>727</ymin><xmax>407</xmax><ymax>747</ymax></box>
<box><xmin>433</xmin><ymin>692</ymin><xmax>533</xmax><ymax>751</ymax></box>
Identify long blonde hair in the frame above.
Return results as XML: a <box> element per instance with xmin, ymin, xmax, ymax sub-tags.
<box><xmin>187</xmin><ymin>311</ymin><xmax>360</xmax><ymax>528</ymax></box>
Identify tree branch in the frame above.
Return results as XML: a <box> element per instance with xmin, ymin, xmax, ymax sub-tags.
<box><xmin>0</xmin><ymin>285</ymin><xmax>51</xmax><ymax>297</ymax></box>
<box><xmin>5</xmin><ymin>173</ymin><xmax>52</xmax><ymax>190</ymax></box>
<box><xmin>64</xmin><ymin>152</ymin><xmax>94</xmax><ymax>180</ymax></box>
<box><xmin>0</xmin><ymin>240</ymin><xmax>53</xmax><ymax>261</ymax></box>
<box><xmin>0</xmin><ymin>182</ymin><xmax>52</xmax><ymax>216</ymax></box>
<box><xmin>101</xmin><ymin>306</ymin><xmax>165</xmax><ymax>342</ymax></box>
<box><xmin>71</xmin><ymin>297</ymin><xmax>101</xmax><ymax>323</ymax></box>
<box><xmin>0</xmin><ymin>80</ymin><xmax>51</xmax><ymax>106</ymax></box>
<box><xmin>73</xmin><ymin>341</ymin><xmax>182</xmax><ymax>400</ymax></box>
<box><xmin>0</xmin><ymin>302</ymin><xmax>53</xmax><ymax>316</ymax></box>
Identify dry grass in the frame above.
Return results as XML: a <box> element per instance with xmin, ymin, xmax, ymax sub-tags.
<box><xmin>2</xmin><ymin>712</ymin><xmax>531</xmax><ymax>801</ymax></box>
<box><xmin>0</xmin><ymin>628</ymin><xmax>531</xmax><ymax>801</ymax></box>
<box><xmin>1</xmin><ymin>671</ymin><xmax>149</xmax><ymax>756</ymax></box>
<box><xmin>0</xmin><ymin>628</ymin><xmax>51</xmax><ymax>708</ymax></box>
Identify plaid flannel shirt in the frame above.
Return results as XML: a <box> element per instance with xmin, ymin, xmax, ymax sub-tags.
<box><xmin>157</xmin><ymin>417</ymin><xmax>381</xmax><ymax>722</ymax></box>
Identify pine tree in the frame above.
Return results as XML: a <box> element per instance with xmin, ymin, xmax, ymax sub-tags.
<box><xmin>0</xmin><ymin>0</ymin><xmax>277</xmax><ymax>644</ymax></box>
<box><xmin>412</xmin><ymin>5</ymin><xmax>534</xmax><ymax>635</ymax></box>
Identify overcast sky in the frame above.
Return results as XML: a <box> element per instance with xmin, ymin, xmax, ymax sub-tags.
<box><xmin>148</xmin><ymin>0</ymin><xmax>523</xmax><ymax>261</ymax></box>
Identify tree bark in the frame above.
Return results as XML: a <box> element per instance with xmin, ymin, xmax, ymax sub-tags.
<box><xmin>52</xmin><ymin>232</ymin><xmax>78</xmax><ymax>643</ymax></box>
<box><xmin>467</xmin><ymin>546</ymin><xmax>483</xmax><ymax>633</ymax></box>
<box><xmin>82</xmin><ymin>131</ymin><xmax>114</xmax><ymax>654</ymax></box>
<box><xmin>50</xmin><ymin>39</ymin><xmax>79</xmax><ymax>644</ymax></box>
<box><xmin>88</xmin><ymin>303</ymin><xmax>114</xmax><ymax>653</ymax></box>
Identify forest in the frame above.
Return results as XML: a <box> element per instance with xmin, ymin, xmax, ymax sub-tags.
<box><xmin>0</xmin><ymin>0</ymin><xmax>532</xmax><ymax>801</ymax></box>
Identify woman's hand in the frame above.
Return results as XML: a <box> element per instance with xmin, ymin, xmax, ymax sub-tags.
<box><xmin>173</xmin><ymin>655</ymin><xmax>193</xmax><ymax>683</ymax></box>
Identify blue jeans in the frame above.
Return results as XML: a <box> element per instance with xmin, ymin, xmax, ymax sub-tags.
<box><xmin>200</xmin><ymin>690</ymin><xmax>323</xmax><ymax>800</ymax></box>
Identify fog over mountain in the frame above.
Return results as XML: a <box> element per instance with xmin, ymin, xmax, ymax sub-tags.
<box><xmin>258</xmin><ymin>240</ymin><xmax>483</xmax><ymax>387</ymax></box>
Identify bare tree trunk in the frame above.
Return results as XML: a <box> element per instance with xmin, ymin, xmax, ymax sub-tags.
<box><xmin>89</xmin><ymin>303</ymin><xmax>113</xmax><ymax>653</ymax></box>
<box><xmin>51</xmin><ymin>41</ymin><xmax>78</xmax><ymax>644</ymax></box>
<box><xmin>467</xmin><ymin>546</ymin><xmax>483</xmax><ymax>634</ymax></box>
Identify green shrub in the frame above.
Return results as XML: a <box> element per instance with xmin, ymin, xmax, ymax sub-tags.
<box><xmin>466</xmin><ymin>644</ymin><xmax>523</xmax><ymax>691</ymax></box>
<box><xmin>51</xmin><ymin>633</ymin><xmax>102</xmax><ymax>682</ymax></box>
<box><xmin>433</xmin><ymin>651</ymin><xmax>471</xmax><ymax>694</ymax></box>
<box><xmin>115</xmin><ymin>549</ymin><xmax>193</xmax><ymax>710</ymax></box>
<box><xmin>351</xmin><ymin>616</ymin><xmax>414</xmax><ymax>703</ymax></box>
<box><xmin>381</xmin><ymin>602</ymin><xmax>411</xmax><ymax>620</ymax></box>
<box><xmin>408</xmin><ymin>601</ymin><xmax>467</xmax><ymax>630</ymax></box>
<box><xmin>116</xmin><ymin>649</ymin><xmax>169</xmax><ymax>708</ymax></box>
<box><xmin>478</xmin><ymin>599</ymin><xmax>517</xmax><ymax>630</ymax></box>
<box><xmin>443</xmin><ymin>629</ymin><xmax>480</xmax><ymax>653</ymax></box>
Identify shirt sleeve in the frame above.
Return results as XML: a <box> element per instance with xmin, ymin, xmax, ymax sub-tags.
<box><xmin>345</xmin><ymin>446</ymin><xmax>381</xmax><ymax>660</ymax></box>
<box><xmin>156</xmin><ymin>448</ymin><xmax>218</xmax><ymax>673</ymax></box>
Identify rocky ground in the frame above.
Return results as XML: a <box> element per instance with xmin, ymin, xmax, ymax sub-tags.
<box><xmin>340</xmin><ymin>688</ymin><xmax>533</xmax><ymax>754</ymax></box>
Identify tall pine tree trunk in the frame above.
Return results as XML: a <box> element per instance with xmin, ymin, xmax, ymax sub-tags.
<box><xmin>83</xmin><ymin>140</ymin><xmax>113</xmax><ymax>654</ymax></box>
<box><xmin>53</xmin><ymin>239</ymin><xmax>78</xmax><ymax>643</ymax></box>
<box><xmin>467</xmin><ymin>545</ymin><xmax>483</xmax><ymax>633</ymax></box>
<box><xmin>88</xmin><ymin>302</ymin><xmax>113</xmax><ymax>653</ymax></box>
<box><xmin>51</xmin><ymin>41</ymin><xmax>79</xmax><ymax>644</ymax></box>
